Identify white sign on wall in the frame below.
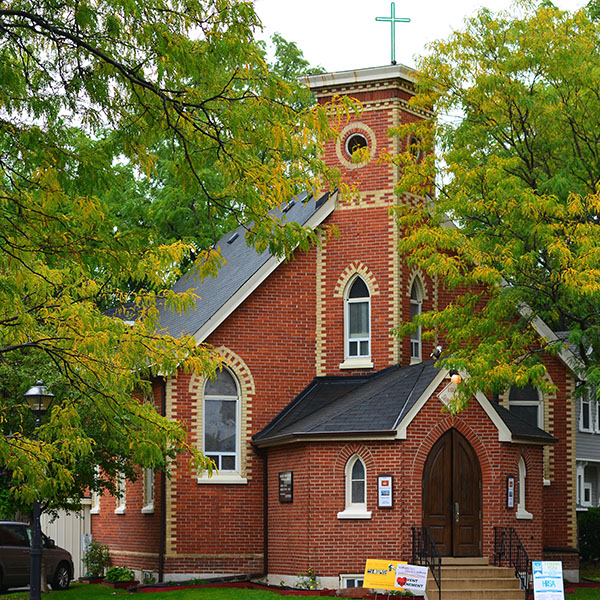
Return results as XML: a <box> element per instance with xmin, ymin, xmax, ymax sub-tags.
<box><xmin>377</xmin><ymin>475</ymin><xmax>393</xmax><ymax>508</ymax></box>
<box><xmin>532</xmin><ymin>561</ymin><xmax>565</xmax><ymax>600</ymax></box>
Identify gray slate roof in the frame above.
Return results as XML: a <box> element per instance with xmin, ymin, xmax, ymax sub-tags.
<box><xmin>488</xmin><ymin>400</ymin><xmax>556</xmax><ymax>443</ymax></box>
<box><xmin>254</xmin><ymin>360</ymin><xmax>556</xmax><ymax>446</ymax></box>
<box><xmin>254</xmin><ymin>361</ymin><xmax>440</xmax><ymax>443</ymax></box>
<box><xmin>158</xmin><ymin>191</ymin><xmax>331</xmax><ymax>338</ymax></box>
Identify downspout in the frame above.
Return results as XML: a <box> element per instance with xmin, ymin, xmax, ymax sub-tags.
<box><xmin>261</xmin><ymin>448</ymin><xmax>269</xmax><ymax>578</ymax></box>
<box><xmin>158</xmin><ymin>378</ymin><xmax>167</xmax><ymax>583</ymax></box>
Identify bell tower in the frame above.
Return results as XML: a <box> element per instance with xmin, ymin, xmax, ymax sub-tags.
<box><xmin>306</xmin><ymin>65</ymin><xmax>423</xmax><ymax>200</ymax></box>
<box><xmin>304</xmin><ymin>66</ymin><xmax>433</xmax><ymax>375</ymax></box>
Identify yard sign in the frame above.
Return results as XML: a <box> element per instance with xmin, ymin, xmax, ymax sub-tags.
<box><xmin>363</xmin><ymin>559</ymin><xmax>428</xmax><ymax>593</ymax></box>
<box><xmin>532</xmin><ymin>561</ymin><xmax>565</xmax><ymax>600</ymax></box>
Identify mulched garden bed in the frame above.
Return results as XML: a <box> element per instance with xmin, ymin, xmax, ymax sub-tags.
<box><xmin>133</xmin><ymin>579</ymin><xmax>424</xmax><ymax>598</ymax></box>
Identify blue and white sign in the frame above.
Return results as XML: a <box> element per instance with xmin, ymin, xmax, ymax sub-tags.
<box><xmin>532</xmin><ymin>561</ymin><xmax>564</xmax><ymax>600</ymax></box>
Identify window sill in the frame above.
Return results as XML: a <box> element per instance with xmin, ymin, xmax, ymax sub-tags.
<box><xmin>141</xmin><ymin>503</ymin><xmax>154</xmax><ymax>514</ymax></box>
<box><xmin>337</xmin><ymin>509</ymin><xmax>372</xmax><ymax>520</ymax></box>
<box><xmin>516</xmin><ymin>507</ymin><xmax>533</xmax><ymax>520</ymax></box>
<box><xmin>410</xmin><ymin>357</ymin><xmax>422</xmax><ymax>365</ymax></box>
<box><xmin>197</xmin><ymin>472</ymin><xmax>248</xmax><ymax>485</ymax></box>
<box><xmin>90</xmin><ymin>506</ymin><xmax>100</xmax><ymax>515</ymax></box>
<box><xmin>339</xmin><ymin>358</ymin><xmax>373</xmax><ymax>370</ymax></box>
<box><xmin>114</xmin><ymin>506</ymin><xmax>126</xmax><ymax>515</ymax></box>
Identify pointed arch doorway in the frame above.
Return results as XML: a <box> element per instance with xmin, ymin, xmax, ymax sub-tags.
<box><xmin>422</xmin><ymin>429</ymin><xmax>482</xmax><ymax>556</ymax></box>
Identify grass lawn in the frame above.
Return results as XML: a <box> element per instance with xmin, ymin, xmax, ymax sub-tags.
<box><xmin>0</xmin><ymin>583</ymin><xmax>324</xmax><ymax>600</ymax></box>
<box><xmin>0</xmin><ymin>581</ymin><xmax>598</xmax><ymax>599</ymax></box>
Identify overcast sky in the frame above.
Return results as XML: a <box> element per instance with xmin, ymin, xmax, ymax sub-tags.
<box><xmin>255</xmin><ymin>0</ymin><xmax>588</xmax><ymax>72</ymax></box>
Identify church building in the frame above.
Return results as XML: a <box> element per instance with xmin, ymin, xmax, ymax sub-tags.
<box><xmin>91</xmin><ymin>65</ymin><xmax>582</xmax><ymax>591</ymax></box>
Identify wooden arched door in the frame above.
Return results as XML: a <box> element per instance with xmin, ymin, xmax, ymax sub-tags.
<box><xmin>422</xmin><ymin>429</ymin><xmax>482</xmax><ymax>556</ymax></box>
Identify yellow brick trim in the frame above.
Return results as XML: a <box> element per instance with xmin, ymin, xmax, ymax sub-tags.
<box><xmin>565</xmin><ymin>375</ymin><xmax>578</xmax><ymax>547</ymax></box>
<box><xmin>389</xmin><ymin>203</ymin><xmax>400</xmax><ymax>365</ymax></box>
<box><xmin>191</xmin><ymin>348</ymin><xmax>256</xmax><ymax>483</ymax></box>
<box><xmin>335</xmin><ymin>122</ymin><xmax>377</xmax><ymax>170</ymax></box>
<box><xmin>541</xmin><ymin>370</ymin><xmax>556</xmax><ymax>482</ymax></box>
<box><xmin>333</xmin><ymin>262</ymin><xmax>380</xmax><ymax>298</ymax></box>
<box><xmin>111</xmin><ymin>550</ymin><xmax>159</xmax><ymax>558</ymax></box>
<box><xmin>336</xmin><ymin>190</ymin><xmax>397</xmax><ymax>209</ymax></box>
<box><xmin>316</xmin><ymin>231</ymin><xmax>327</xmax><ymax>376</ymax></box>
<box><xmin>406</xmin><ymin>269</ymin><xmax>430</xmax><ymax>302</ymax></box>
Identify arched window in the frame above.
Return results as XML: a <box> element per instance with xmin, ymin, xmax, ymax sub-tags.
<box><xmin>345</xmin><ymin>277</ymin><xmax>370</xmax><ymax>359</ymax></box>
<box><xmin>337</xmin><ymin>455</ymin><xmax>371</xmax><ymax>519</ymax></box>
<box><xmin>517</xmin><ymin>456</ymin><xmax>533</xmax><ymax>519</ymax></box>
<box><xmin>410</xmin><ymin>279</ymin><xmax>423</xmax><ymax>363</ymax></box>
<box><xmin>204</xmin><ymin>368</ymin><xmax>239</xmax><ymax>472</ymax></box>
<box><xmin>509</xmin><ymin>384</ymin><xmax>543</xmax><ymax>429</ymax></box>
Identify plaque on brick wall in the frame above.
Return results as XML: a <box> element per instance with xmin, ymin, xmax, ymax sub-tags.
<box><xmin>378</xmin><ymin>475</ymin><xmax>393</xmax><ymax>508</ymax></box>
<box><xmin>279</xmin><ymin>471</ymin><xmax>293</xmax><ymax>503</ymax></box>
<box><xmin>507</xmin><ymin>476</ymin><xmax>515</xmax><ymax>509</ymax></box>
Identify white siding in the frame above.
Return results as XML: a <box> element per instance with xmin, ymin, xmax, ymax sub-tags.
<box><xmin>41</xmin><ymin>500</ymin><xmax>91</xmax><ymax>580</ymax></box>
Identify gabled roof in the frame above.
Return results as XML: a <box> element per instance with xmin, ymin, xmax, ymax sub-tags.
<box><xmin>158</xmin><ymin>190</ymin><xmax>337</xmax><ymax>341</ymax></box>
<box><xmin>253</xmin><ymin>360</ymin><xmax>556</xmax><ymax>447</ymax></box>
<box><xmin>488</xmin><ymin>400</ymin><xmax>557</xmax><ymax>444</ymax></box>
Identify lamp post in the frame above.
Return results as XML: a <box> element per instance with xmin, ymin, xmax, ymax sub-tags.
<box><xmin>24</xmin><ymin>381</ymin><xmax>54</xmax><ymax>600</ymax></box>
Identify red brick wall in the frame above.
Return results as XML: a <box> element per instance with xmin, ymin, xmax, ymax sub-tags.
<box><xmin>90</xmin><ymin>380</ymin><xmax>164</xmax><ymax>571</ymax></box>
<box><xmin>139</xmin><ymin>76</ymin><xmax>431</xmax><ymax>576</ymax></box>
<box><xmin>267</xmin><ymin>383</ymin><xmax>546</xmax><ymax>578</ymax></box>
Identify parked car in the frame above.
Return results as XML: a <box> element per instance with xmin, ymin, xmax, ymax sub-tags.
<box><xmin>0</xmin><ymin>521</ymin><xmax>73</xmax><ymax>591</ymax></box>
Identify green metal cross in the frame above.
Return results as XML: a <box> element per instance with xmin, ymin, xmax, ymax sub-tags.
<box><xmin>375</xmin><ymin>2</ymin><xmax>411</xmax><ymax>65</ymax></box>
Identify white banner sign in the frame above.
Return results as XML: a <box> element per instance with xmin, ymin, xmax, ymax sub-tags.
<box><xmin>394</xmin><ymin>563</ymin><xmax>429</xmax><ymax>593</ymax></box>
<box><xmin>533</xmin><ymin>561</ymin><xmax>565</xmax><ymax>600</ymax></box>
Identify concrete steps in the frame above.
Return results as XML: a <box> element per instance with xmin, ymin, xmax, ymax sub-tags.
<box><xmin>426</xmin><ymin>557</ymin><xmax>525</xmax><ymax>600</ymax></box>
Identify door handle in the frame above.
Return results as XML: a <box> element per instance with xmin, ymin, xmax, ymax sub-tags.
<box><xmin>455</xmin><ymin>502</ymin><xmax>460</xmax><ymax>523</ymax></box>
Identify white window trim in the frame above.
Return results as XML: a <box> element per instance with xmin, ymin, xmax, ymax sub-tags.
<box><xmin>90</xmin><ymin>466</ymin><xmax>100</xmax><ymax>514</ymax></box>
<box><xmin>202</xmin><ymin>368</ymin><xmax>241</xmax><ymax>477</ymax></box>
<box><xmin>580</xmin><ymin>395</ymin><xmax>593</xmax><ymax>433</ymax></box>
<box><xmin>509</xmin><ymin>388</ymin><xmax>543</xmax><ymax>430</ymax></box>
<box><xmin>337</xmin><ymin>455</ymin><xmax>371</xmax><ymax>520</ymax></box>
<box><xmin>596</xmin><ymin>397</ymin><xmax>600</xmax><ymax>433</ymax></box>
<box><xmin>141</xmin><ymin>468</ymin><xmax>155</xmax><ymax>514</ymax></box>
<box><xmin>583</xmin><ymin>482</ymin><xmax>593</xmax><ymax>507</ymax></box>
<box><xmin>516</xmin><ymin>457</ymin><xmax>533</xmax><ymax>520</ymax></box>
<box><xmin>344</xmin><ymin>277</ymin><xmax>371</xmax><ymax>361</ymax></box>
<box><xmin>577</xmin><ymin>463</ymin><xmax>587</xmax><ymax>506</ymax></box>
<box><xmin>114</xmin><ymin>473</ymin><xmax>126</xmax><ymax>514</ymax></box>
<box><xmin>197</xmin><ymin>472</ymin><xmax>248</xmax><ymax>485</ymax></box>
<box><xmin>90</xmin><ymin>490</ymin><xmax>100</xmax><ymax>515</ymax></box>
<box><xmin>339</xmin><ymin>357</ymin><xmax>373</xmax><ymax>370</ymax></box>
<box><xmin>340</xmin><ymin>575</ymin><xmax>365</xmax><ymax>589</ymax></box>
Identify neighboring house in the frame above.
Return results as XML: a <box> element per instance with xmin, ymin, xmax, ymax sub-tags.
<box><xmin>41</xmin><ymin>501</ymin><xmax>91</xmax><ymax>580</ymax></box>
<box><xmin>576</xmin><ymin>391</ymin><xmax>600</xmax><ymax>509</ymax></box>
<box><xmin>91</xmin><ymin>65</ymin><xmax>589</xmax><ymax>587</ymax></box>
<box><xmin>553</xmin><ymin>330</ymin><xmax>600</xmax><ymax>512</ymax></box>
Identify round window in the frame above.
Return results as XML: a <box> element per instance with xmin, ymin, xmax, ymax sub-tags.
<box><xmin>345</xmin><ymin>133</ymin><xmax>368</xmax><ymax>158</ymax></box>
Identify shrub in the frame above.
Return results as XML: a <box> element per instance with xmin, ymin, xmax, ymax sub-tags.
<box><xmin>104</xmin><ymin>566</ymin><xmax>135</xmax><ymax>583</ymax></box>
<box><xmin>579</xmin><ymin>507</ymin><xmax>600</xmax><ymax>562</ymax></box>
<box><xmin>82</xmin><ymin>539</ymin><xmax>111</xmax><ymax>577</ymax></box>
<box><xmin>296</xmin><ymin>567</ymin><xmax>319</xmax><ymax>590</ymax></box>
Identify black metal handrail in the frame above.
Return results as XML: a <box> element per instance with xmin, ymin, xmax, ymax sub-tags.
<box><xmin>411</xmin><ymin>526</ymin><xmax>441</xmax><ymax>600</ymax></box>
<box><xmin>493</xmin><ymin>526</ymin><xmax>531</xmax><ymax>599</ymax></box>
